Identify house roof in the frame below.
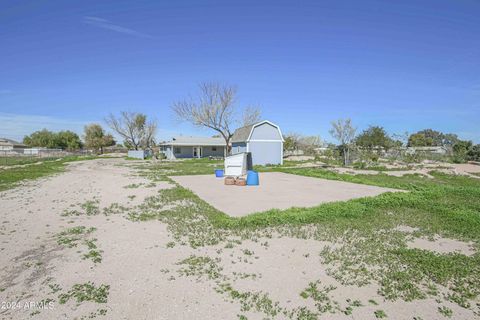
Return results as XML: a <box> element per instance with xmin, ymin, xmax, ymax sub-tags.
<box><xmin>0</xmin><ymin>138</ymin><xmax>25</xmax><ymax>147</ymax></box>
<box><xmin>231</xmin><ymin>120</ymin><xmax>283</xmax><ymax>143</ymax></box>
<box><xmin>231</xmin><ymin>124</ymin><xmax>255</xmax><ymax>143</ymax></box>
<box><xmin>160</xmin><ymin>136</ymin><xmax>226</xmax><ymax>146</ymax></box>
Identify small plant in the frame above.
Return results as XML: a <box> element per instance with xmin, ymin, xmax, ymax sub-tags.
<box><xmin>242</xmin><ymin>249</ymin><xmax>254</xmax><ymax>256</ymax></box>
<box><xmin>299</xmin><ymin>280</ymin><xmax>337</xmax><ymax>314</ymax></box>
<box><xmin>48</xmin><ymin>283</ymin><xmax>62</xmax><ymax>294</ymax></box>
<box><xmin>83</xmin><ymin>249</ymin><xmax>103</xmax><ymax>263</ymax></box>
<box><xmin>61</xmin><ymin>199</ymin><xmax>100</xmax><ymax>216</ymax></box>
<box><xmin>124</xmin><ymin>183</ymin><xmax>142</xmax><ymax>189</ymax></box>
<box><xmin>438</xmin><ymin>306</ymin><xmax>453</xmax><ymax>318</ymax></box>
<box><xmin>177</xmin><ymin>255</ymin><xmax>223</xmax><ymax>280</ymax></box>
<box><xmin>56</xmin><ymin>226</ymin><xmax>96</xmax><ymax>248</ymax></box>
<box><xmin>58</xmin><ymin>282</ymin><xmax>110</xmax><ymax>304</ymax></box>
<box><xmin>56</xmin><ymin>227</ymin><xmax>102</xmax><ymax>263</ymax></box>
<box><xmin>81</xmin><ymin>200</ymin><xmax>100</xmax><ymax>215</ymax></box>
<box><xmin>103</xmin><ymin>203</ymin><xmax>128</xmax><ymax>215</ymax></box>
<box><xmin>374</xmin><ymin>309</ymin><xmax>387</xmax><ymax>318</ymax></box>
<box><xmin>368</xmin><ymin>299</ymin><xmax>379</xmax><ymax>305</ymax></box>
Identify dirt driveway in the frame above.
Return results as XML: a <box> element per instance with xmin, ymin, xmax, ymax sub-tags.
<box><xmin>0</xmin><ymin>159</ymin><xmax>475</xmax><ymax>319</ymax></box>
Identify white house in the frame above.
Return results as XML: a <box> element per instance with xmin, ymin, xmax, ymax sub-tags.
<box><xmin>0</xmin><ymin>138</ymin><xmax>26</xmax><ymax>151</ymax></box>
<box><xmin>159</xmin><ymin>136</ymin><xmax>226</xmax><ymax>160</ymax></box>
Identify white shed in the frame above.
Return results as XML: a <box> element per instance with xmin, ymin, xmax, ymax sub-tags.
<box><xmin>231</xmin><ymin>120</ymin><xmax>284</xmax><ymax>166</ymax></box>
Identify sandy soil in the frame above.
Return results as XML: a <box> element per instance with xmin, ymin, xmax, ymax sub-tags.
<box><xmin>331</xmin><ymin>163</ymin><xmax>480</xmax><ymax>179</ymax></box>
<box><xmin>407</xmin><ymin>236</ymin><xmax>476</xmax><ymax>256</ymax></box>
<box><xmin>171</xmin><ymin>172</ymin><xmax>399</xmax><ymax>217</ymax></box>
<box><xmin>0</xmin><ymin>159</ymin><xmax>476</xmax><ymax>319</ymax></box>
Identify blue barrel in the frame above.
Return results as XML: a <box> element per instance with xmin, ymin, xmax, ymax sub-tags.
<box><xmin>215</xmin><ymin>169</ymin><xmax>224</xmax><ymax>178</ymax></box>
<box><xmin>246</xmin><ymin>170</ymin><xmax>259</xmax><ymax>185</ymax></box>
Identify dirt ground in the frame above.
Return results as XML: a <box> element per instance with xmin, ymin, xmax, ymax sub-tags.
<box><xmin>171</xmin><ymin>173</ymin><xmax>399</xmax><ymax>217</ymax></box>
<box><xmin>331</xmin><ymin>162</ymin><xmax>480</xmax><ymax>179</ymax></box>
<box><xmin>0</xmin><ymin>159</ymin><xmax>476</xmax><ymax>319</ymax></box>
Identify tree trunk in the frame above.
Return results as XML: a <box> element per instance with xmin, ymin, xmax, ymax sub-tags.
<box><xmin>344</xmin><ymin>146</ymin><xmax>348</xmax><ymax>166</ymax></box>
<box><xmin>226</xmin><ymin>138</ymin><xmax>232</xmax><ymax>155</ymax></box>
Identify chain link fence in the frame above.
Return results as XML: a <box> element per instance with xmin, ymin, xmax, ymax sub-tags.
<box><xmin>0</xmin><ymin>148</ymin><xmax>93</xmax><ymax>166</ymax></box>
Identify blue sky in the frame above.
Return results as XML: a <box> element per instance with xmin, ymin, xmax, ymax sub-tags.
<box><xmin>1</xmin><ymin>0</ymin><xmax>479</xmax><ymax>143</ymax></box>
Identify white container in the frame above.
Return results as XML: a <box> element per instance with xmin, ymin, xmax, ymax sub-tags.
<box><xmin>224</xmin><ymin>153</ymin><xmax>247</xmax><ymax>177</ymax></box>
<box><xmin>128</xmin><ymin>150</ymin><xmax>146</xmax><ymax>159</ymax></box>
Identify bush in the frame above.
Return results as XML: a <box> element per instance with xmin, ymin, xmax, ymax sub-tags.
<box><xmin>467</xmin><ymin>145</ymin><xmax>480</xmax><ymax>162</ymax></box>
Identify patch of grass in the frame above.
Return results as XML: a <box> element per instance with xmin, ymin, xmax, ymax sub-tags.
<box><xmin>438</xmin><ymin>306</ymin><xmax>453</xmax><ymax>317</ymax></box>
<box><xmin>58</xmin><ymin>282</ymin><xmax>109</xmax><ymax>304</ymax></box>
<box><xmin>62</xmin><ymin>199</ymin><xmax>100</xmax><ymax>216</ymax></box>
<box><xmin>123</xmin><ymin>183</ymin><xmax>143</xmax><ymax>189</ymax></box>
<box><xmin>56</xmin><ymin>226</ymin><xmax>102</xmax><ymax>263</ymax></box>
<box><xmin>391</xmin><ymin>248</ymin><xmax>480</xmax><ymax>298</ymax></box>
<box><xmin>127</xmin><ymin>184</ymin><xmax>226</xmax><ymax>248</ymax></box>
<box><xmin>242</xmin><ymin>249</ymin><xmax>254</xmax><ymax>256</ymax></box>
<box><xmin>48</xmin><ymin>283</ymin><xmax>62</xmax><ymax>294</ymax></box>
<box><xmin>216</xmin><ymin>283</ymin><xmax>283</xmax><ymax>318</ymax></box>
<box><xmin>0</xmin><ymin>156</ymin><xmax>97</xmax><ymax>191</ymax></box>
<box><xmin>81</xmin><ymin>200</ymin><xmax>100</xmax><ymax>215</ymax></box>
<box><xmin>120</xmin><ymin>159</ymin><xmax>480</xmax><ymax>314</ymax></box>
<box><xmin>299</xmin><ymin>280</ymin><xmax>338</xmax><ymax>314</ymax></box>
<box><xmin>82</xmin><ymin>238</ymin><xmax>102</xmax><ymax>263</ymax></box>
<box><xmin>80</xmin><ymin>308</ymin><xmax>108</xmax><ymax>319</ymax></box>
<box><xmin>177</xmin><ymin>255</ymin><xmax>223</xmax><ymax>280</ymax></box>
<box><xmin>149</xmin><ymin>158</ymin><xmax>223</xmax><ymax>176</ymax></box>
<box><xmin>0</xmin><ymin>156</ymin><xmax>63</xmax><ymax>166</ymax></box>
<box><xmin>374</xmin><ymin>309</ymin><xmax>387</xmax><ymax>318</ymax></box>
<box><xmin>56</xmin><ymin>226</ymin><xmax>96</xmax><ymax>248</ymax></box>
<box><xmin>125</xmin><ymin>157</ymin><xmax>147</xmax><ymax>161</ymax></box>
<box><xmin>103</xmin><ymin>202</ymin><xmax>129</xmax><ymax>215</ymax></box>
<box><xmin>343</xmin><ymin>299</ymin><xmax>362</xmax><ymax>315</ymax></box>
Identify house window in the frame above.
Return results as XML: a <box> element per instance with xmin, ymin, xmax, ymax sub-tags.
<box><xmin>174</xmin><ymin>147</ymin><xmax>181</xmax><ymax>154</ymax></box>
<box><xmin>212</xmin><ymin>146</ymin><xmax>217</xmax><ymax>151</ymax></box>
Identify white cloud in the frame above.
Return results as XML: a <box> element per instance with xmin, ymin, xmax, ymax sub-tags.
<box><xmin>83</xmin><ymin>16</ymin><xmax>153</xmax><ymax>39</ymax></box>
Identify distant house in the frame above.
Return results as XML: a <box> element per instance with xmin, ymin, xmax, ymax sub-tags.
<box><xmin>0</xmin><ymin>138</ymin><xmax>26</xmax><ymax>151</ymax></box>
<box><xmin>231</xmin><ymin>120</ymin><xmax>284</xmax><ymax>166</ymax></box>
<box><xmin>160</xmin><ymin>136</ymin><xmax>226</xmax><ymax>160</ymax></box>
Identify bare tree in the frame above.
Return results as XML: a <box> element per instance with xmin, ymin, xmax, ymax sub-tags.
<box><xmin>172</xmin><ymin>82</ymin><xmax>261</xmax><ymax>153</ymax></box>
<box><xmin>283</xmin><ymin>133</ymin><xmax>322</xmax><ymax>156</ymax></box>
<box><xmin>283</xmin><ymin>132</ymin><xmax>302</xmax><ymax>152</ymax></box>
<box><xmin>299</xmin><ymin>135</ymin><xmax>323</xmax><ymax>155</ymax></box>
<box><xmin>241</xmin><ymin>106</ymin><xmax>262</xmax><ymax>127</ymax></box>
<box><xmin>329</xmin><ymin>118</ymin><xmax>356</xmax><ymax>165</ymax></box>
<box><xmin>105</xmin><ymin>112</ymin><xmax>157</xmax><ymax>150</ymax></box>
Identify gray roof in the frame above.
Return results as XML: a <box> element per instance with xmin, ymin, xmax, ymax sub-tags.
<box><xmin>0</xmin><ymin>138</ymin><xmax>25</xmax><ymax>146</ymax></box>
<box><xmin>231</xmin><ymin>124</ymin><xmax>255</xmax><ymax>143</ymax></box>
<box><xmin>160</xmin><ymin>136</ymin><xmax>226</xmax><ymax>146</ymax></box>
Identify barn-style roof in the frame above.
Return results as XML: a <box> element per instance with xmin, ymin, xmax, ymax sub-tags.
<box><xmin>231</xmin><ymin>124</ymin><xmax>255</xmax><ymax>143</ymax></box>
<box><xmin>231</xmin><ymin>120</ymin><xmax>283</xmax><ymax>143</ymax></box>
